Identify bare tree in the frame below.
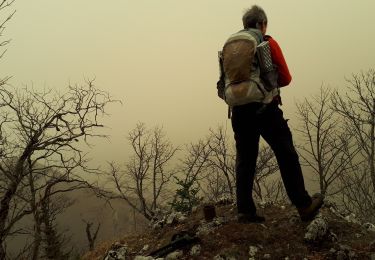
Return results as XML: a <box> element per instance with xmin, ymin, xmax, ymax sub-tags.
<box><xmin>0</xmin><ymin>0</ymin><xmax>15</xmax><ymax>161</ymax></box>
<box><xmin>206</xmin><ymin>125</ymin><xmax>235</xmax><ymax>199</ymax></box>
<box><xmin>261</xmin><ymin>178</ymin><xmax>288</xmax><ymax>204</ymax></box>
<box><xmin>0</xmin><ymin>0</ymin><xmax>15</xmax><ymax>61</ymax></box>
<box><xmin>178</xmin><ymin>126</ymin><xmax>279</xmax><ymax>205</ymax></box>
<box><xmin>331</xmin><ymin>69</ymin><xmax>375</xmax><ymax>221</ymax></box>
<box><xmin>106</xmin><ymin>123</ymin><xmax>178</xmax><ymax>220</ymax></box>
<box><xmin>40</xmin><ymin>184</ymin><xmax>75</xmax><ymax>260</ymax></box>
<box><xmin>171</xmin><ymin>138</ymin><xmax>212</xmax><ymax>212</ymax></box>
<box><xmin>82</xmin><ymin>219</ymin><xmax>100</xmax><ymax>251</ymax></box>
<box><xmin>253</xmin><ymin>146</ymin><xmax>279</xmax><ymax>200</ymax></box>
<box><xmin>295</xmin><ymin>86</ymin><xmax>358</xmax><ymax>196</ymax></box>
<box><xmin>0</xmin><ymin>81</ymin><xmax>115</xmax><ymax>259</ymax></box>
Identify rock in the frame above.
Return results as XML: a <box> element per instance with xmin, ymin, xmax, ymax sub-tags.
<box><xmin>165</xmin><ymin>250</ymin><xmax>183</xmax><ymax>260</ymax></box>
<box><xmin>249</xmin><ymin>246</ymin><xmax>258</xmax><ymax>257</ymax></box>
<box><xmin>258</xmin><ymin>200</ymin><xmax>273</xmax><ymax>209</ymax></box>
<box><xmin>190</xmin><ymin>244</ymin><xmax>201</xmax><ymax>256</ymax></box>
<box><xmin>289</xmin><ymin>214</ymin><xmax>300</xmax><ymax>224</ymax></box>
<box><xmin>304</xmin><ymin>214</ymin><xmax>328</xmax><ymax>242</ymax></box>
<box><xmin>336</xmin><ymin>250</ymin><xmax>346</xmax><ymax>260</ymax></box>
<box><xmin>280</xmin><ymin>205</ymin><xmax>286</xmax><ymax>210</ymax></box>
<box><xmin>150</xmin><ymin>219</ymin><xmax>164</xmax><ymax>230</ymax></box>
<box><xmin>134</xmin><ymin>256</ymin><xmax>154</xmax><ymax>260</ymax></box>
<box><xmin>196</xmin><ymin>217</ymin><xmax>228</xmax><ymax>235</ymax></box>
<box><xmin>329</xmin><ymin>248</ymin><xmax>336</xmax><ymax>254</ymax></box>
<box><xmin>260</xmin><ymin>224</ymin><xmax>268</xmax><ymax>229</ymax></box>
<box><xmin>213</xmin><ymin>216</ymin><xmax>228</xmax><ymax>226</ymax></box>
<box><xmin>150</xmin><ymin>210</ymin><xmax>187</xmax><ymax>229</ymax></box>
<box><xmin>363</xmin><ymin>222</ymin><xmax>375</xmax><ymax>232</ymax></box>
<box><xmin>334</xmin><ymin>244</ymin><xmax>357</xmax><ymax>260</ymax></box>
<box><xmin>323</xmin><ymin>199</ymin><xmax>336</xmax><ymax>208</ymax></box>
<box><xmin>141</xmin><ymin>244</ymin><xmax>149</xmax><ymax>252</ymax></box>
<box><xmin>166</xmin><ymin>212</ymin><xmax>187</xmax><ymax>225</ymax></box>
<box><xmin>369</xmin><ymin>240</ymin><xmax>375</xmax><ymax>251</ymax></box>
<box><xmin>348</xmin><ymin>251</ymin><xmax>357</xmax><ymax>259</ymax></box>
<box><xmin>344</xmin><ymin>213</ymin><xmax>361</xmax><ymax>224</ymax></box>
<box><xmin>329</xmin><ymin>231</ymin><xmax>338</xmax><ymax>242</ymax></box>
<box><xmin>263</xmin><ymin>253</ymin><xmax>271</xmax><ymax>259</ymax></box>
<box><xmin>215</xmin><ymin>194</ymin><xmax>233</xmax><ymax>205</ymax></box>
<box><xmin>104</xmin><ymin>245</ymin><xmax>128</xmax><ymax>260</ymax></box>
<box><xmin>214</xmin><ymin>255</ymin><xmax>238</xmax><ymax>260</ymax></box>
<box><xmin>166</xmin><ymin>214</ymin><xmax>177</xmax><ymax>225</ymax></box>
<box><xmin>339</xmin><ymin>244</ymin><xmax>352</xmax><ymax>252</ymax></box>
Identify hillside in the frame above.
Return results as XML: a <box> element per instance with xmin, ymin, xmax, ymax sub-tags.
<box><xmin>82</xmin><ymin>200</ymin><xmax>375</xmax><ymax>260</ymax></box>
<box><xmin>5</xmin><ymin>188</ymin><xmax>148</xmax><ymax>257</ymax></box>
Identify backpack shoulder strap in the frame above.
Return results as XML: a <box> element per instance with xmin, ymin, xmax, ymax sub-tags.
<box><xmin>245</xmin><ymin>29</ymin><xmax>263</xmax><ymax>45</ymax></box>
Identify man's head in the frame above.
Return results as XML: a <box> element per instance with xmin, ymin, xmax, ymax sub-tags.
<box><xmin>242</xmin><ymin>5</ymin><xmax>268</xmax><ymax>35</ymax></box>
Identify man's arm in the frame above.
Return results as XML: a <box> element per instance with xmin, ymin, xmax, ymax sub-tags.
<box><xmin>266</xmin><ymin>36</ymin><xmax>292</xmax><ymax>87</ymax></box>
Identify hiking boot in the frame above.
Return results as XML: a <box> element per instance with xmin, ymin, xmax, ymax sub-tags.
<box><xmin>237</xmin><ymin>213</ymin><xmax>265</xmax><ymax>223</ymax></box>
<box><xmin>297</xmin><ymin>193</ymin><xmax>324</xmax><ymax>221</ymax></box>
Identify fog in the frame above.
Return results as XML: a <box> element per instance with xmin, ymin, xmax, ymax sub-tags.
<box><xmin>2</xmin><ymin>1</ymin><xmax>375</xmax><ymax>257</ymax></box>
<box><xmin>1</xmin><ymin>1</ymin><xmax>374</xmax><ymax>167</ymax></box>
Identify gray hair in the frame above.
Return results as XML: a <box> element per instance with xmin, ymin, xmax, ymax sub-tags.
<box><xmin>242</xmin><ymin>5</ymin><xmax>267</xmax><ymax>29</ymax></box>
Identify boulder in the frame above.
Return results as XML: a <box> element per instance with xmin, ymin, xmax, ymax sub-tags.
<box><xmin>304</xmin><ymin>214</ymin><xmax>328</xmax><ymax>242</ymax></box>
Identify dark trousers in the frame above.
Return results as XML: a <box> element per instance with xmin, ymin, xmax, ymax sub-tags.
<box><xmin>231</xmin><ymin>101</ymin><xmax>311</xmax><ymax>214</ymax></box>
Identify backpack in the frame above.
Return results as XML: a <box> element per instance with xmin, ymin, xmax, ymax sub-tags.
<box><xmin>217</xmin><ymin>29</ymin><xmax>279</xmax><ymax>106</ymax></box>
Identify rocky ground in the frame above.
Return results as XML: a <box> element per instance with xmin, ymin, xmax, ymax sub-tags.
<box><xmin>82</xmin><ymin>201</ymin><xmax>375</xmax><ymax>260</ymax></box>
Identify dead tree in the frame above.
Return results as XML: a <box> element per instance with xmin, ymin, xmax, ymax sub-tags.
<box><xmin>0</xmin><ymin>81</ymin><xmax>115</xmax><ymax>259</ymax></box>
<box><xmin>175</xmin><ymin>124</ymin><xmax>278</xmax><ymax>204</ymax></box>
<box><xmin>82</xmin><ymin>219</ymin><xmax>100</xmax><ymax>251</ymax></box>
<box><xmin>0</xmin><ymin>0</ymin><xmax>15</xmax><ymax>170</ymax></box>
<box><xmin>40</xmin><ymin>183</ymin><xmax>75</xmax><ymax>260</ymax></box>
<box><xmin>171</xmin><ymin>138</ymin><xmax>212</xmax><ymax>212</ymax></box>
<box><xmin>106</xmin><ymin>123</ymin><xmax>178</xmax><ymax>220</ymax></box>
<box><xmin>253</xmin><ymin>146</ymin><xmax>279</xmax><ymax>201</ymax></box>
<box><xmin>0</xmin><ymin>0</ymin><xmax>15</xmax><ymax>60</ymax></box>
<box><xmin>295</xmin><ymin>86</ymin><xmax>358</xmax><ymax>196</ymax></box>
<box><xmin>206</xmin><ymin>125</ymin><xmax>236</xmax><ymax>199</ymax></box>
<box><xmin>331</xmin><ymin>69</ymin><xmax>375</xmax><ymax>221</ymax></box>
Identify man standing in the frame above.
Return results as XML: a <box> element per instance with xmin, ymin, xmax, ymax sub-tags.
<box><xmin>218</xmin><ymin>5</ymin><xmax>323</xmax><ymax>223</ymax></box>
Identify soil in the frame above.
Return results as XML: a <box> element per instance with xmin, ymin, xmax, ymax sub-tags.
<box><xmin>82</xmin><ymin>203</ymin><xmax>375</xmax><ymax>260</ymax></box>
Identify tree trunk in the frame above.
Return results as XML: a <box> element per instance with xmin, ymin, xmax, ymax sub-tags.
<box><xmin>41</xmin><ymin>198</ymin><xmax>64</xmax><ymax>260</ymax></box>
<box><xmin>223</xmin><ymin>170</ymin><xmax>234</xmax><ymax>199</ymax></box>
<box><xmin>31</xmin><ymin>218</ymin><xmax>42</xmax><ymax>260</ymax></box>
<box><xmin>0</xmin><ymin>180</ymin><xmax>18</xmax><ymax>258</ymax></box>
<box><xmin>370</xmin><ymin>99</ymin><xmax>375</xmax><ymax>191</ymax></box>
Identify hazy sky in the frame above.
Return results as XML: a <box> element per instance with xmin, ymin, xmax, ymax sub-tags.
<box><xmin>1</xmin><ymin>1</ymin><xmax>375</xmax><ymax>165</ymax></box>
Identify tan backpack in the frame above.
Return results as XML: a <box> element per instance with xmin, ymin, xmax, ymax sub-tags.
<box><xmin>219</xmin><ymin>29</ymin><xmax>278</xmax><ymax>106</ymax></box>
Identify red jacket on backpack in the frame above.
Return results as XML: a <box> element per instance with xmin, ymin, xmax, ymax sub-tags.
<box><xmin>264</xmin><ymin>35</ymin><xmax>292</xmax><ymax>87</ymax></box>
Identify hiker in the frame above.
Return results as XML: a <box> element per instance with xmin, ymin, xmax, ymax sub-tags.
<box><xmin>217</xmin><ymin>5</ymin><xmax>323</xmax><ymax>223</ymax></box>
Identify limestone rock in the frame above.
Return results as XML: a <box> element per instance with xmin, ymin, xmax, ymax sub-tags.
<box><xmin>248</xmin><ymin>245</ymin><xmax>259</xmax><ymax>257</ymax></box>
<box><xmin>104</xmin><ymin>244</ymin><xmax>128</xmax><ymax>260</ymax></box>
<box><xmin>363</xmin><ymin>222</ymin><xmax>375</xmax><ymax>232</ymax></box>
<box><xmin>133</xmin><ymin>256</ymin><xmax>154</xmax><ymax>260</ymax></box>
<box><xmin>190</xmin><ymin>244</ymin><xmax>201</xmax><ymax>256</ymax></box>
<box><xmin>165</xmin><ymin>250</ymin><xmax>183</xmax><ymax>260</ymax></box>
<box><xmin>304</xmin><ymin>214</ymin><xmax>328</xmax><ymax>242</ymax></box>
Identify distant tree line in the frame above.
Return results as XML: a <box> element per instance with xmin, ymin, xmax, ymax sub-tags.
<box><xmin>295</xmin><ymin>70</ymin><xmax>375</xmax><ymax>221</ymax></box>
